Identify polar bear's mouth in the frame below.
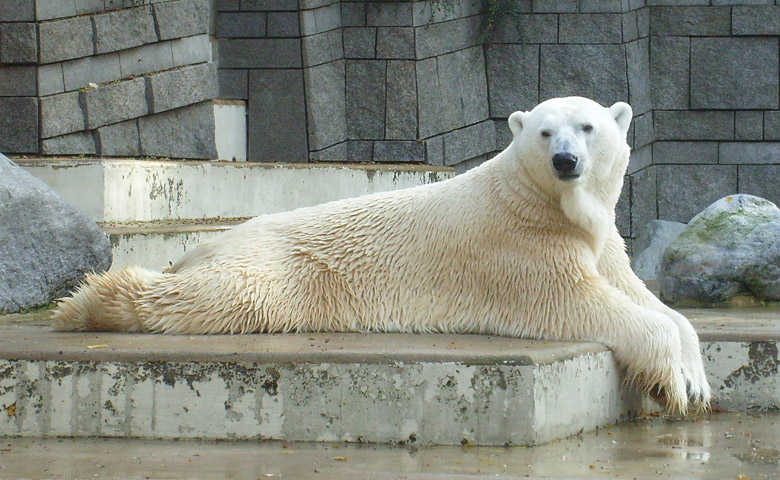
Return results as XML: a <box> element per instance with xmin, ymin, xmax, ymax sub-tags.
<box><xmin>558</xmin><ymin>173</ymin><xmax>581</xmax><ymax>181</ymax></box>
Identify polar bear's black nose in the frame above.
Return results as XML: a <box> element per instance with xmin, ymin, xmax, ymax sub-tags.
<box><xmin>552</xmin><ymin>152</ymin><xmax>578</xmax><ymax>174</ymax></box>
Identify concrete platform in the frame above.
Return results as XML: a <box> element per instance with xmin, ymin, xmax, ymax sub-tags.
<box><xmin>0</xmin><ymin>309</ymin><xmax>777</xmax><ymax>446</ymax></box>
<box><xmin>17</xmin><ymin>158</ymin><xmax>454</xmax><ymax>223</ymax></box>
<box><xmin>16</xmin><ymin>158</ymin><xmax>454</xmax><ymax>270</ymax></box>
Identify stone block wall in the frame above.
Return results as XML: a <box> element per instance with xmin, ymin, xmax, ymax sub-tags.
<box><xmin>649</xmin><ymin>4</ymin><xmax>780</xmax><ymax>231</ymax></box>
<box><xmin>0</xmin><ymin>0</ymin><xmax>218</xmax><ymax>158</ymax></box>
<box><xmin>2</xmin><ymin>0</ymin><xmax>780</xmax><ymax>253</ymax></box>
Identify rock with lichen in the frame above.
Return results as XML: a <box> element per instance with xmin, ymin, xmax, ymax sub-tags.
<box><xmin>658</xmin><ymin>194</ymin><xmax>780</xmax><ymax>306</ymax></box>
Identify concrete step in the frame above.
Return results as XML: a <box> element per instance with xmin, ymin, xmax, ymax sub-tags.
<box><xmin>0</xmin><ymin>309</ymin><xmax>777</xmax><ymax>446</ymax></box>
<box><xmin>17</xmin><ymin>158</ymin><xmax>454</xmax><ymax>223</ymax></box>
<box><xmin>101</xmin><ymin>219</ymin><xmax>247</xmax><ymax>272</ymax></box>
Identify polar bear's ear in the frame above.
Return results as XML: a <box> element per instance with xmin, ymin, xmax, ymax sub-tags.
<box><xmin>508</xmin><ymin>111</ymin><xmax>527</xmax><ymax>137</ymax></box>
<box><xmin>609</xmin><ymin>102</ymin><xmax>633</xmax><ymax>132</ymax></box>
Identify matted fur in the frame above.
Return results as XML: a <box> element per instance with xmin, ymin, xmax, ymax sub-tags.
<box><xmin>53</xmin><ymin>97</ymin><xmax>711</xmax><ymax>413</ymax></box>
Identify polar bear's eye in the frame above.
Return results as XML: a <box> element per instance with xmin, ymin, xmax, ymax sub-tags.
<box><xmin>583</xmin><ymin>124</ymin><xmax>594</xmax><ymax>133</ymax></box>
<box><xmin>541</xmin><ymin>131</ymin><xmax>551</xmax><ymax>138</ymax></box>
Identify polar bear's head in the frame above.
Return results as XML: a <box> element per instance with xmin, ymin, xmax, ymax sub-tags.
<box><xmin>507</xmin><ymin>97</ymin><xmax>632</xmax><ymax>201</ymax></box>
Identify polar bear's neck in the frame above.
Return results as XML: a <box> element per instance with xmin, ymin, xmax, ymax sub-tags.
<box><xmin>560</xmin><ymin>188</ymin><xmax>613</xmax><ymax>254</ymax></box>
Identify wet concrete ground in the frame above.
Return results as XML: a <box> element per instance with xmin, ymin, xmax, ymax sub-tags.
<box><xmin>0</xmin><ymin>412</ymin><xmax>777</xmax><ymax>479</ymax></box>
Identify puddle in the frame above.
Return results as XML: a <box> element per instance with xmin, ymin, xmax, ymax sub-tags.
<box><xmin>0</xmin><ymin>412</ymin><xmax>777</xmax><ymax>479</ymax></box>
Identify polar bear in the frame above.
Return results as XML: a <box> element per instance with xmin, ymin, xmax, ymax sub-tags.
<box><xmin>53</xmin><ymin>97</ymin><xmax>710</xmax><ymax>413</ymax></box>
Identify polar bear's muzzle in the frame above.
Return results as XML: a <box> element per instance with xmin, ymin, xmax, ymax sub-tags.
<box><xmin>552</xmin><ymin>152</ymin><xmax>582</xmax><ymax>181</ymax></box>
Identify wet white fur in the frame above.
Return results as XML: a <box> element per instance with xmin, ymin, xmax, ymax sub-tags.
<box><xmin>53</xmin><ymin>97</ymin><xmax>710</xmax><ymax>413</ymax></box>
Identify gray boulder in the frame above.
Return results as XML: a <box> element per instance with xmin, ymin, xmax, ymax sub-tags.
<box><xmin>0</xmin><ymin>153</ymin><xmax>112</xmax><ymax>314</ymax></box>
<box><xmin>659</xmin><ymin>194</ymin><xmax>780</xmax><ymax>306</ymax></box>
<box><xmin>632</xmin><ymin>220</ymin><xmax>687</xmax><ymax>281</ymax></box>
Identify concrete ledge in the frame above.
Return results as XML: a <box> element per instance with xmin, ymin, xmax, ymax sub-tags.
<box><xmin>15</xmin><ymin>158</ymin><xmax>454</xmax><ymax>223</ymax></box>
<box><xmin>0</xmin><ymin>310</ymin><xmax>777</xmax><ymax>445</ymax></box>
<box><xmin>101</xmin><ymin>219</ymin><xmax>246</xmax><ymax>272</ymax></box>
<box><xmin>0</xmin><ymin>316</ymin><xmax>645</xmax><ymax>445</ymax></box>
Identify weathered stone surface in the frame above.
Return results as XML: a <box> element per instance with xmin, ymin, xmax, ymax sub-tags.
<box><xmin>82</xmin><ymin>77</ymin><xmax>148</xmax><ymax>130</ymax></box>
<box><xmin>616</xmin><ymin>174</ymin><xmax>630</xmax><ymax>240</ymax></box>
<box><xmin>659</xmin><ymin>195</ymin><xmax>780</xmax><ymax>305</ymax></box>
<box><xmin>650</xmin><ymin>6</ymin><xmax>730</xmax><ymax>36</ymax></box>
<box><xmin>650</xmin><ymin>36</ymin><xmax>689</xmax><ymax>110</ymax></box>
<box><xmin>218</xmin><ymin>69</ymin><xmax>248</xmax><ymax>99</ymax></box>
<box><xmin>657</xmin><ymin>165</ymin><xmax>737</xmax><ymax>223</ymax></box>
<box><xmin>719</xmin><ymin>143</ymin><xmax>780</xmax><ymax>165</ymax></box>
<box><xmin>627</xmin><ymin>143</ymin><xmax>652</xmax><ymax>175</ymax></box>
<box><xmin>154</xmin><ymin>0</ymin><xmax>210</xmax><ymax>40</ymax></box>
<box><xmin>626</xmin><ymin>39</ymin><xmax>651</xmax><ymax>116</ymax></box>
<box><xmin>366</xmin><ymin>1</ymin><xmax>412</xmax><ymax>26</ymax></box>
<box><xmin>490</xmin><ymin>14</ymin><xmax>557</xmax><ymax>44</ymax></box>
<box><xmin>0</xmin><ymin>66</ymin><xmax>36</xmax><ymax>97</ymax></box>
<box><xmin>171</xmin><ymin>34</ymin><xmax>211</xmax><ymax>67</ymax></box>
<box><xmin>691</xmin><ymin>38</ymin><xmax>779</xmax><ymax>110</ymax></box>
<box><xmin>302</xmin><ymin>29</ymin><xmax>343</xmax><ymax>67</ymax></box>
<box><xmin>732</xmin><ymin>6</ymin><xmax>780</xmax><ymax>36</ymax></box>
<box><xmin>147</xmin><ymin>63</ymin><xmax>218</xmax><ymax>114</ymax></box>
<box><xmin>41</xmin><ymin>131</ymin><xmax>97</xmax><ymax>155</ymax></box>
<box><xmin>346</xmin><ymin>60</ymin><xmax>386</xmax><ymax>139</ymax></box>
<box><xmin>218</xmin><ymin>38</ymin><xmax>302</xmax><ymax>68</ymax></box>
<box><xmin>309</xmin><ymin>141</ymin><xmax>346</xmax><ymax>161</ymax></box>
<box><xmin>413</xmin><ymin>0</ymin><xmax>487</xmax><ymax>26</ymax></box>
<box><xmin>485</xmin><ymin>44</ymin><xmax>539</xmax><ymax>117</ymax></box>
<box><xmin>139</xmin><ymin>101</ymin><xmax>217</xmax><ymax>159</ymax></box>
<box><xmin>540</xmin><ymin>44</ymin><xmax>628</xmax><ymax>108</ymax></box>
<box><xmin>215</xmin><ymin>12</ymin><xmax>267</xmax><ymax>37</ymax></box>
<box><xmin>119</xmin><ymin>42</ymin><xmax>174</xmax><ymax>78</ymax></box>
<box><xmin>632</xmin><ymin>111</ymin><xmax>654</xmax><ymax>148</ymax></box>
<box><xmin>63</xmin><ymin>53</ymin><xmax>123</xmax><ymax>91</ymax></box>
<box><xmin>300</xmin><ymin>3</ymin><xmax>341</xmax><ymax>36</ymax></box>
<box><xmin>559</xmin><ymin>14</ymin><xmax>623</xmax><ymax>43</ymax></box>
<box><xmin>372</xmin><ymin>141</ymin><xmax>425</xmax><ymax>162</ymax></box>
<box><xmin>37</xmin><ymin>64</ymin><xmax>65</xmax><ymax>96</ymax></box>
<box><xmin>532</xmin><ymin>0</ymin><xmax>578</xmax><ymax>12</ymax></box>
<box><xmin>415</xmin><ymin>15</ymin><xmax>480</xmax><ymax>59</ymax></box>
<box><xmin>622</xmin><ymin>10</ymin><xmax>638</xmax><ymax>41</ymax></box>
<box><xmin>385</xmin><ymin>60</ymin><xmax>417</xmax><ymax>140</ymax></box>
<box><xmin>739</xmin><ymin>165</ymin><xmax>780</xmax><ymax>208</ymax></box>
<box><xmin>342</xmin><ymin>1</ymin><xmax>365</xmax><ymax>26</ymax></box>
<box><xmin>35</xmin><ymin>1</ymin><xmax>76</xmax><ymax>20</ymax></box>
<box><xmin>303</xmin><ymin>60</ymin><xmax>346</xmax><ymax>151</ymax></box>
<box><xmin>38</xmin><ymin>16</ymin><xmax>93</xmax><ymax>63</ymax></box>
<box><xmin>346</xmin><ymin>140</ymin><xmax>373</xmax><ymax>162</ymax></box>
<box><xmin>268</xmin><ymin>11</ymin><xmax>300</xmax><ymax>37</ymax></box>
<box><xmin>0</xmin><ymin>153</ymin><xmax>112</xmax><ymax>314</ymax></box>
<box><xmin>653</xmin><ymin>141</ymin><xmax>718</xmax><ymax>164</ymax></box>
<box><xmin>766</xmin><ymin>111</ymin><xmax>780</xmax><ymax>141</ymax></box>
<box><xmin>735</xmin><ymin>111</ymin><xmax>764</xmax><ymax>141</ymax></box>
<box><xmin>0</xmin><ymin>97</ymin><xmax>38</xmax><ymax>153</ymax></box>
<box><xmin>0</xmin><ymin>22</ymin><xmax>37</xmax><ymax>64</ymax></box>
<box><xmin>40</xmin><ymin>92</ymin><xmax>85</xmax><ymax>138</ymax></box>
<box><xmin>241</xmin><ymin>0</ymin><xmax>298</xmax><ymax>10</ymax></box>
<box><xmin>93</xmin><ymin>6</ymin><xmax>158</xmax><ymax>54</ymax></box>
<box><xmin>654</xmin><ymin>110</ymin><xmax>734</xmax><ymax>141</ymax></box>
<box><xmin>97</xmin><ymin>119</ymin><xmax>141</xmax><ymax>157</ymax></box>
<box><xmin>0</xmin><ymin>0</ymin><xmax>34</xmax><ymax>21</ymax></box>
<box><xmin>631</xmin><ymin>220</ymin><xmax>686</xmax><ymax>281</ymax></box>
<box><xmin>343</xmin><ymin>27</ymin><xmax>375</xmax><ymax>59</ymax></box>
<box><xmin>417</xmin><ymin>47</ymin><xmax>488</xmax><ymax>139</ymax></box>
<box><xmin>442</xmin><ymin>120</ymin><xmax>496</xmax><ymax>166</ymax></box>
<box><xmin>629</xmin><ymin>166</ymin><xmax>657</xmax><ymax>238</ymax></box>
<box><xmin>376</xmin><ymin>27</ymin><xmax>414</xmax><ymax>59</ymax></box>
<box><xmin>249</xmin><ymin>69</ymin><xmax>309</xmax><ymax>161</ymax></box>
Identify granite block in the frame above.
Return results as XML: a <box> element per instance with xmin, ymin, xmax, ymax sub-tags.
<box><xmin>559</xmin><ymin>14</ymin><xmax>623</xmax><ymax>44</ymax></box>
<box><xmin>346</xmin><ymin>60</ymin><xmax>386</xmax><ymax>139</ymax></box>
<box><xmin>216</xmin><ymin>12</ymin><xmax>267</xmax><ymax>37</ymax></box>
<box><xmin>0</xmin><ymin>22</ymin><xmax>37</xmax><ymax>64</ymax></box>
<box><xmin>0</xmin><ymin>66</ymin><xmax>36</xmax><ymax>97</ymax></box>
<box><xmin>249</xmin><ymin>69</ymin><xmax>309</xmax><ymax>161</ymax></box>
<box><xmin>64</xmin><ymin>53</ymin><xmax>123</xmax><ymax>91</ymax></box>
<box><xmin>0</xmin><ymin>97</ymin><xmax>38</xmax><ymax>153</ymax></box>
<box><xmin>649</xmin><ymin>36</ymin><xmax>689</xmax><ymax>110</ymax></box>
<box><xmin>97</xmin><ymin>119</ymin><xmax>141</xmax><ymax>157</ymax></box>
<box><xmin>735</xmin><ymin>111</ymin><xmax>764</xmax><ymax>141</ymax></box>
<box><xmin>654</xmin><ymin>110</ymin><xmax>734</xmax><ymax>141</ymax></box>
<box><xmin>82</xmin><ymin>77</ymin><xmax>148</xmax><ymax>130</ymax></box>
<box><xmin>41</xmin><ymin>131</ymin><xmax>96</xmax><ymax>155</ymax></box>
<box><xmin>373</xmin><ymin>140</ymin><xmax>425</xmax><ymax>162</ymax></box>
<box><xmin>719</xmin><ymin>143</ymin><xmax>780</xmax><ymax>165</ymax></box>
<box><xmin>385</xmin><ymin>60</ymin><xmax>417</xmax><ymax>139</ymax></box>
<box><xmin>485</xmin><ymin>44</ymin><xmax>539</xmax><ymax>117</ymax></box>
<box><xmin>154</xmin><ymin>0</ymin><xmax>211</xmax><ymax>40</ymax></box>
<box><xmin>657</xmin><ymin>164</ymin><xmax>738</xmax><ymax>223</ymax></box>
<box><xmin>302</xmin><ymin>29</ymin><xmax>343</xmax><ymax>66</ymax></box>
<box><xmin>218</xmin><ymin>38</ymin><xmax>301</xmax><ymax>68</ymax></box>
<box><xmin>39</xmin><ymin>91</ymin><xmax>85</xmax><ymax>138</ymax></box>
<box><xmin>691</xmin><ymin>37</ymin><xmax>779</xmax><ymax>109</ymax></box>
<box><xmin>171</xmin><ymin>34</ymin><xmax>212</xmax><ymax>67</ymax></box>
<box><xmin>343</xmin><ymin>27</ymin><xmax>376</xmax><ymax>59</ymax></box>
<box><xmin>376</xmin><ymin>27</ymin><xmax>414</xmax><ymax>59</ymax></box>
<box><xmin>38</xmin><ymin>16</ymin><xmax>93</xmax><ymax>63</ymax></box>
<box><xmin>139</xmin><ymin>101</ymin><xmax>217</xmax><ymax>159</ymax></box>
<box><xmin>147</xmin><ymin>62</ymin><xmax>218</xmax><ymax>113</ymax></box>
<box><xmin>303</xmin><ymin>60</ymin><xmax>346</xmax><ymax>151</ymax></box>
<box><xmin>653</xmin><ymin>141</ymin><xmax>719</xmax><ymax>165</ymax></box>
<box><xmin>650</xmin><ymin>6</ymin><xmax>730</xmax><ymax>36</ymax></box>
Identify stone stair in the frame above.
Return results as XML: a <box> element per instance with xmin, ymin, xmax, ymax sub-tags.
<box><xmin>0</xmin><ymin>309</ymin><xmax>778</xmax><ymax>445</ymax></box>
<box><xmin>4</xmin><ymin>158</ymin><xmax>778</xmax><ymax>447</ymax></box>
<box><xmin>17</xmin><ymin>158</ymin><xmax>454</xmax><ymax>271</ymax></box>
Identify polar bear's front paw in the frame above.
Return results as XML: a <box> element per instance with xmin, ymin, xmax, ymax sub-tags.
<box><xmin>683</xmin><ymin>363</ymin><xmax>711</xmax><ymax>411</ymax></box>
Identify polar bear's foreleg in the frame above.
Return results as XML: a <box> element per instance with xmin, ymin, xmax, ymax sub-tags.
<box><xmin>595</xmin><ymin>227</ymin><xmax>711</xmax><ymax>410</ymax></box>
<box><xmin>558</xmin><ymin>281</ymin><xmax>691</xmax><ymax>413</ymax></box>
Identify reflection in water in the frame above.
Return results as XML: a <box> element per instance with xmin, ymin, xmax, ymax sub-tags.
<box><xmin>734</xmin><ymin>448</ymin><xmax>780</xmax><ymax>465</ymax></box>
